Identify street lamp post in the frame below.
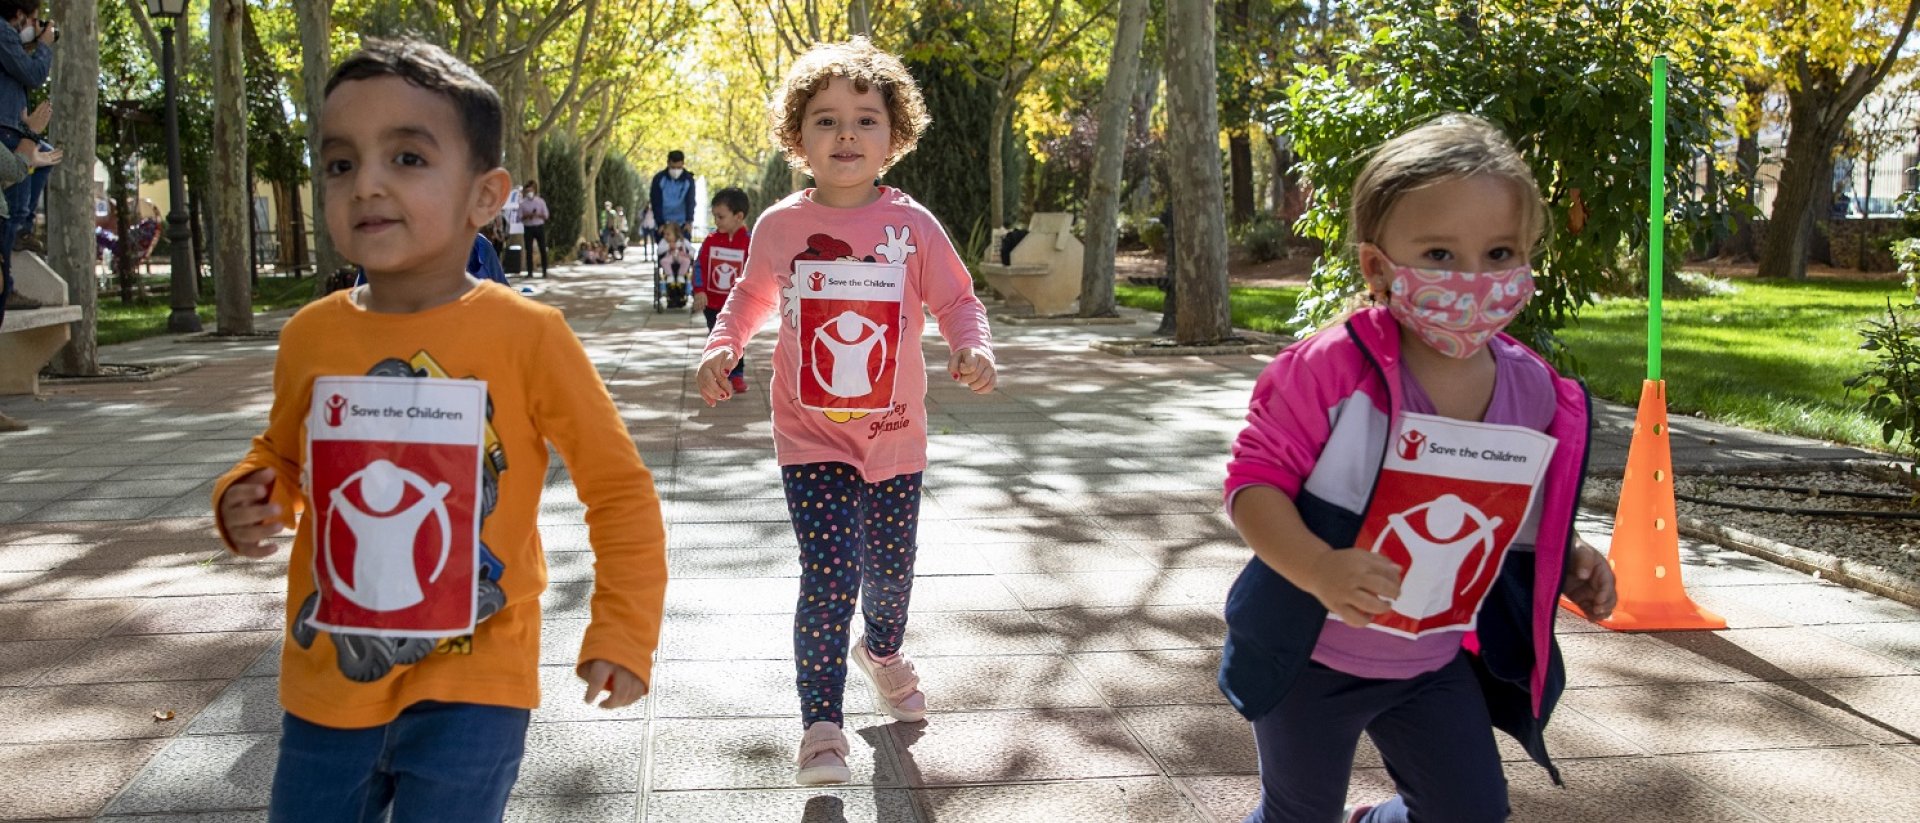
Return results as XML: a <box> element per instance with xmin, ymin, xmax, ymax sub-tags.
<box><xmin>150</xmin><ymin>0</ymin><xmax>199</xmax><ymax>333</ymax></box>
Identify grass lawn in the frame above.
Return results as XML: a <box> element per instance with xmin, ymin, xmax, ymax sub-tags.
<box><xmin>1559</xmin><ymin>277</ymin><xmax>1906</xmax><ymax>452</ymax></box>
<box><xmin>1117</xmin><ymin>276</ymin><xmax>1907</xmax><ymax>452</ymax></box>
<box><xmin>1113</xmin><ymin>282</ymin><xmax>1303</xmax><ymax>335</ymax></box>
<box><xmin>96</xmin><ymin>273</ymin><xmax>317</xmax><ymax>347</ymax></box>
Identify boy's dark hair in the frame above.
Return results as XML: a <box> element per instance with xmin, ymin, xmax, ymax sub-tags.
<box><xmin>667</xmin><ymin>150</ymin><xmax>685</xmax><ymax>164</ymax></box>
<box><xmin>325</xmin><ymin>38</ymin><xmax>502</xmax><ymax>173</ymax></box>
<box><xmin>0</xmin><ymin>1</ymin><xmax>42</xmax><ymax>19</ymax></box>
<box><xmin>711</xmin><ymin>187</ymin><xmax>750</xmax><ymax>216</ymax></box>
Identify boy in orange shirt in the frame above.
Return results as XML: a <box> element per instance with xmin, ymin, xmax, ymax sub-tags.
<box><xmin>210</xmin><ymin>38</ymin><xmax>666</xmax><ymax>821</ymax></box>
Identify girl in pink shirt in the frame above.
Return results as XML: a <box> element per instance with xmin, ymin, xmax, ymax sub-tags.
<box><xmin>697</xmin><ymin>37</ymin><xmax>995</xmax><ymax>786</ymax></box>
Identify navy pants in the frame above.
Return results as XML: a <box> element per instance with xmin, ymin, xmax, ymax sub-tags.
<box><xmin>783</xmin><ymin>462</ymin><xmax>922</xmax><ymax>727</ymax></box>
<box><xmin>269</xmin><ymin>701</ymin><xmax>530</xmax><ymax>823</ymax></box>
<box><xmin>1244</xmin><ymin>653</ymin><xmax>1508</xmax><ymax>823</ymax></box>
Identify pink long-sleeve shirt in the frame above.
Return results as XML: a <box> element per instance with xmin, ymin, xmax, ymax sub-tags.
<box><xmin>703</xmin><ymin>187</ymin><xmax>992</xmax><ymax>482</ymax></box>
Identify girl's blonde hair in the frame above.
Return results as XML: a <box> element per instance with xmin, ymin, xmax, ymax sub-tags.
<box><xmin>768</xmin><ymin>37</ymin><xmax>931</xmax><ymax>176</ymax></box>
<box><xmin>1350</xmin><ymin>114</ymin><xmax>1547</xmax><ymax>255</ymax></box>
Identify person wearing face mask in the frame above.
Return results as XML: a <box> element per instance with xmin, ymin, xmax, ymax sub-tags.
<box><xmin>1219</xmin><ymin>114</ymin><xmax>1616</xmax><ymax>823</ymax></box>
<box><xmin>648</xmin><ymin>149</ymin><xmax>696</xmax><ymax>239</ymax></box>
<box><xmin>0</xmin><ymin>0</ymin><xmax>52</xmax><ymax>261</ymax></box>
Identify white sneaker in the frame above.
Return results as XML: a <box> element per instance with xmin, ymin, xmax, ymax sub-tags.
<box><xmin>851</xmin><ymin>638</ymin><xmax>927</xmax><ymax>723</ymax></box>
<box><xmin>794</xmin><ymin>721</ymin><xmax>851</xmax><ymax>786</ymax></box>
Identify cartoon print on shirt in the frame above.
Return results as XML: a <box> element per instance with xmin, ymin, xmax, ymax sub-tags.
<box><xmin>290</xmin><ymin>350</ymin><xmax>510</xmax><ymax>683</ymax></box>
<box><xmin>782</xmin><ymin>229</ymin><xmax>915</xmax><ymax>424</ymax></box>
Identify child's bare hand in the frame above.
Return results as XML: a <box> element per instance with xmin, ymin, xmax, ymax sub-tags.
<box><xmin>23</xmin><ymin>102</ymin><xmax>50</xmax><ymax>134</ymax></box>
<box><xmin>691</xmin><ymin>292</ymin><xmax>708</xmax><ymax>313</ymax></box>
<box><xmin>1563</xmin><ymin>537</ymin><xmax>1617</xmax><ymax>622</ymax></box>
<box><xmin>578</xmin><ymin>659</ymin><xmax>647</xmax><ymax>709</ymax></box>
<box><xmin>696</xmin><ymin>348</ymin><xmax>739</xmax><ymax>406</ymax></box>
<box><xmin>949</xmin><ymin>348</ymin><xmax>995</xmax><ymax>393</ymax></box>
<box><xmin>1305</xmin><ymin>548</ymin><xmax>1403</xmax><ymax>627</ymax></box>
<box><xmin>218</xmin><ymin>467</ymin><xmax>286</xmax><ymax>557</ymax></box>
<box><xmin>25</xmin><ymin>146</ymin><xmax>61</xmax><ymax>168</ymax></box>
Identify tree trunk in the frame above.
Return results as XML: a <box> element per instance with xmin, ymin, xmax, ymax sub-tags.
<box><xmin>297</xmin><ymin>0</ymin><xmax>344</xmax><ymax>288</ymax></box>
<box><xmin>1729</xmin><ymin>128</ymin><xmax>1761</xmax><ymax>260</ymax></box>
<box><xmin>1079</xmin><ymin>0</ymin><xmax>1149</xmax><ymax>318</ymax></box>
<box><xmin>1166</xmin><ymin>0</ymin><xmax>1230</xmax><ymax>344</ymax></box>
<box><xmin>212</xmin><ymin>0</ymin><xmax>252</xmax><ymax>334</ymax></box>
<box><xmin>988</xmin><ymin>91</ymin><xmax>1014</xmax><ymax>232</ymax></box>
<box><xmin>49</xmin><ymin>0</ymin><xmax>99</xmax><ymax>375</ymax></box>
<box><xmin>1226</xmin><ymin>0</ymin><xmax>1254</xmax><ymax>223</ymax></box>
<box><xmin>111</xmin><ymin>151</ymin><xmax>137</xmax><ymax>305</ymax></box>
<box><xmin>1759</xmin><ymin>97</ymin><xmax>1841</xmax><ymax>281</ymax></box>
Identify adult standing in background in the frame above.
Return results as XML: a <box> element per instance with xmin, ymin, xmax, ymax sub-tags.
<box><xmin>518</xmin><ymin>180</ymin><xmax>550</xmax><ymax>278</ymax></box>
<box><xmin>649</xmin><ymin>150</ymin><xmax>696</xmax><ymax>237</ymax></box>
<box><xmin>0</xmin><ymin>0</ymin><xmax>53</xmax><ymax>259</ymax></box>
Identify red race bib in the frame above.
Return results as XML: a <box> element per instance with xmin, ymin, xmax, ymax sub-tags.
<box><xmin>305</xmin><ymin>376</ymin><xmax>486</xmax><ymax>638</ymax></box>
<box><xmin>1354</xmin><ymin>412</ymin><xmax>1556</xmax><ymax>639</ymax></box>
<box><xmin>795</xmin><ymin>260</ymin><xmax>906</xmax><ymax>413</ymax></box>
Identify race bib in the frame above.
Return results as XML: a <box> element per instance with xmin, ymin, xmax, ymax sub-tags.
<box><xmin>709</xmin><ymin>246</ymin><xmax>745</xmax><ymax>292</ymax></box>
<box><xmin>305</xmin><ymin>376</ymin><xmax>486</xmax><ymax>638</ymax></box>
<box><xmin>796</xmin><ymin>260</ymin><xmax>906</xmax><ymax>413</ymax></box>
<box><xmin>1353</xmin><ymin>413</ymin><xmax>1556</xmax><ymax>639</ymax></box>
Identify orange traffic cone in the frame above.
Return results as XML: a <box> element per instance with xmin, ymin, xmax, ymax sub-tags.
<box><xmin>1563</xmin><ymin>379</ymin><xmax>1725</xmax><ymax>631</ymax></box>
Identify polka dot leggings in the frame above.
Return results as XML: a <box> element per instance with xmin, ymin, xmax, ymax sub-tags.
<box><xmin>782</xmin><ymin>462</ymin><xmax>922</xmax><ymax>728</ymax></box>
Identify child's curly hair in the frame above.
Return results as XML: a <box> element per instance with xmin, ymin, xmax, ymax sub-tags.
<box><xmin>769</xmin><ymin>37</ymin><xmax>930</xmax><ymax>176</ymax></box>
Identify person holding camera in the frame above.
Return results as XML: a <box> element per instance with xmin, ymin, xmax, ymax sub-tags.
<box><xmin>0</xmin><ymin>0</ymin><xmax>53</xmax><ymax>263</ymax></box>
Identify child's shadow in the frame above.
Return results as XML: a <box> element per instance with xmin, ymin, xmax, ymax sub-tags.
<box><xmin>799</xmin><ymin>796</ymin><xmax>849</xmax><ymax>823</ymax></box>
<box><xmin>859</xmin><ymin>720</ymin><xmax>927</xmax><ymax>785</ymax></box>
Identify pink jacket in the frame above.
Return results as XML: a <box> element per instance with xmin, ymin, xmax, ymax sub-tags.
<box><xmin>703</xmin><ymin>188</ymin><xmax>992</xmax><ymax>482</ymax></box>
<box><xmin>1221</xmin><ymin>307</ymin><xmax>1589</xmax><ymax>779</ymax></box>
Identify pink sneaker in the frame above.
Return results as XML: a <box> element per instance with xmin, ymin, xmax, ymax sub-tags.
<box><xmin>852</xmin><ymin>639</ymin><xmax>927</xmax><ymax>722</ymax></box>
<box><xmin>795</xmin><ymin>721</ymin><xmax>851</xmax><ymax>785</ymax></box>
<box><xmin>729</xmin><ymin>374</ymin><xmax>748</xmax><ymax>393</ymax></box>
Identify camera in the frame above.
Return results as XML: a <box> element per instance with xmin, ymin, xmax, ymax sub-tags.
<box><xmin>36</xmin><ymin>19</ymin><xmax>54</xmax><ymax>43</ymax></box>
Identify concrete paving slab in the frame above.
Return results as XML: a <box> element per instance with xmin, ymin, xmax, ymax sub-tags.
<box><xmin>103</xmin><ymin>732</ymin><xmax>277</xmax><ymax>816</ymax></box>
<box><xmin>1562</xmin><ymin>682</ymin><xmax>1873</xmax><ymax>754</ymax></box>
<box><xmin>42</xmin><ymin>631</ymin><xmax>276</xmax><ymax>686</ymax></box>
<box><xmin>1663</xmin><ymin>747</ymin><xmax>1920</xmax><ymax>821</ymax></box>
<box><xmin>0</xmin><ymin>680</ymin><xmax>226</xmax><ymax>744</ymax></box>
<box><xmin>644</xmin><ymin>788</ymin><xmax>912</xmax><ymax>823</ymax></box>
<box><xmin>0</xmin><ymin>739</ymin><xmax>169</xmax><ymax>820</ymax></box>
<box><xmin>888</xmin><ymin>709</ymin><xmax>1156</xmax><ymax>785</ymax></box>
<box><xmin>649</xmin><ymin>716</ymin><xmax>898</xmax><ymax>790</ymax></box>
<box><xmin>914</xmin><ymin>777</ymin><xmax>1201</xmax><ymax>823</ymax></box>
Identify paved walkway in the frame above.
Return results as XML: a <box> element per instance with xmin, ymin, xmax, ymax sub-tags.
<box><xmin>1</xmin><ymin>260</ymin><xmax>1916</xmax><ymax>822</ymax></box>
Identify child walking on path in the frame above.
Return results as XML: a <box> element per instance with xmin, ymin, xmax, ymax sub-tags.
<box><xmin>1219</xmin><ymin>115</ymin><xmax>1616</xmax><ymax>823</ymax></box>
<box><xmin>210</xmin><ymin>39</ymin><xmax>667</xmax><ymax>822</ymax></box>
<box><xmin>694</xmin><ymin>186</ymin><xmax>752</xmax><ymax>393</ymax></box>
<box><xmin>697</xmin><ymin>37</ymin><xmax>997</xmax><ymax>787</ymax></box>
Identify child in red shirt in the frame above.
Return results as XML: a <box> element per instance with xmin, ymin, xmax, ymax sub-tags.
<box><xmin>694</xmin><ymin>187</ymin><xmax>751</xmax><ymax>393</ymax></box>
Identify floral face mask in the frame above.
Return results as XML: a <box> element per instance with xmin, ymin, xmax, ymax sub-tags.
<box><xmin>1374</xmin><ymin>252</ymin><xmax>1536</xmax><ymax>358</ymax></box>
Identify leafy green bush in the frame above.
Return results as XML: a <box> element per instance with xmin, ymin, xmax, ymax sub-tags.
<box><xmin>1895</xmin><ymin>238</ymin><xmax>1920</xmax><ymax>301</ymax></box>
<box><xmin>537</xmin><ymin>134</ymin><xmax>585</xmax><ymax>255</ymax></box>
<box><xmin>1279</xmin><ymin>0</ymin><xmax>1740</xmax><ymax>353</ymax></box>
<box><xmin>1139</xmin><ymin>219</ymin><xmax>1166</xmax><ymax>255</ymax></box>
<box><xmin>1846</xmin><ymin>299</ymin><xmax>1920</xmax><ymax>452</ymax></box>
<box><xmin>1233</xmin><ymin>215</ymin><xmax>1290</xmax><ymax>263</ymax></box>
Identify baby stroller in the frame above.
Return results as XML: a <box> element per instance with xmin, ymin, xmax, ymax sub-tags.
<box><xmin>654</xmin><ymin>235</ymin><xmax>694</xmax><ymax>311</ymax></box>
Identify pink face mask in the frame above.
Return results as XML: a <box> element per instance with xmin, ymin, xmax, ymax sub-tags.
<box><xmin>1379</xmin><ymin>258</ymin><xmax>1536</xmax><ymax>358</ymax></box>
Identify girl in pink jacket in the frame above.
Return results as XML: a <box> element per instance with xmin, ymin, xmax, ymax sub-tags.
<box><xmin>1222</xmin><ymin>115</ymin><xmax>1617</xmax><ymax>822</ymax></box>
<box><xmin>696</xmin><ymin>38</ymin><xmax>995</xmax><ymax>787</ymax></box>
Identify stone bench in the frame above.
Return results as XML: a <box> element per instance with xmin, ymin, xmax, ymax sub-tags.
<box><xmin>1</xmin><ymin>305</ymin><xmax>81</xmax><ymax>395</ymax></box>
<box><xmin>3</xmin><ymin>251</ymin><xmax>81</xmax><ymax>395</ymax></box>
<box><xmin>978</xmin><ymin>212</ymin><xmax>1085</xmax><ymax>316</ymax></box>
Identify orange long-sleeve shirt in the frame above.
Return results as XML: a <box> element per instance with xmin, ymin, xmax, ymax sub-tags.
<box><xmin>212</xmin><ymin>283</ymin><xmax>667</xmax><ymax>729</ymax></box>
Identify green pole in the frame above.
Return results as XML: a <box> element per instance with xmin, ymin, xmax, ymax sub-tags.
<box><xmin>1648</xmin><ymin>56</ymin><xmax>1667</xmax><ymax>382</ymax></box>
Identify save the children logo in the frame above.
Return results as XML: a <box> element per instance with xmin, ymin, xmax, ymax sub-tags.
<box><xmin>1398</xmin><ymin>429</ymin><xmax>1427</xmax><ymax>461</ymax></box>
<box><xmin>1372</xmin><ymin>493</ymin><xmax>1503</xmax><ymax>621</ymax></box>
<box><xmin>323</xmin><ymin>459</ymin><xmax>455</xmax><ymax>613</ymax></box>
<box><xmin>809</xmin><ymin>271</ymin><xmax>826</xmax><ymax>291</ymax></box>
<box><xmin>325</xmin><ymin>394</ymin><xmax>348</xmax><ymax>427</ymax></box>
<box><xmin>1350</xmin><ymin>412</ymin><xmax>1557</xmax><ymax>639</ymax></box>
<box><xmin>811</xmin><ymin>311</ymin><xmax>890</xmax><ymax>399</ymax></box>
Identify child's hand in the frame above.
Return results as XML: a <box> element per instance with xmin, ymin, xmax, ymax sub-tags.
<box><xmin>949</xmin><ymin>348</ymin><xmax>995</xmax><ymax>394</ymax></box>
<box><xmin>217</xmin><ymin>467</ymin><xmax>286</xmax><ymax>558</ymax></box>
<box><xmin>578</xmin><ymin>659</ymin><xmax>647</xmax><ymax>709</ymax></box>
<box><xmin>1304</xmin><ymin>548</ymin><xmax>1403</xmax><ymax>627</ymax></box>
<box><xmin>696</xmin><ymin>348</ymin><xmax>740</xmax><ymax>406</ymax></box>
<box><xmin>1562</xmin><ymin>537</ymin><xmax>1617</xmax><ymax>622</ymax></box>
<box><xmin>691</xmin><ymin>292</ymin><xmax>708</xmax><ymax>313</ymax></box>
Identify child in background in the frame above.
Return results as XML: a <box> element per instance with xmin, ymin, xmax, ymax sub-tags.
<box><xmin>211</xmin><ymin>39</ymin><xmax>667</xmax><ymax>821</ymax></box>
<box><xmin>656</xmin><ymin>221</ymin><xmax>695</xmax><ymax>309</ymax></box>
<box><xmin>698</xmin><ymin>37</ymin><xmax>996</xmax><ymax>786</ymax></box>
<box><xmin>693</xmin><ymin>186</ymin><xmax>751</xmax><ymax>393</ymax></box>
<box><xmin>1220</xmin><ymin>114</ymin><xmax>1617</xmax><ymax>823</ymax></box>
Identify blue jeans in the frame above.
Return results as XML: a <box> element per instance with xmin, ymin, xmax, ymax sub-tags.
<box><xmin>270</xmin><ymin>701</ymin><xmax>530</xmax><ymax>823</ymax></box>
<box><xmin>5</xmin><ymin>162</ymin><xmax>48</xmax><ymax>241</ymax></box>
<box><xmin>1244</xmin><ymin>653</ymin><xmax>1509</xmax><ymax>823</ymax></box>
